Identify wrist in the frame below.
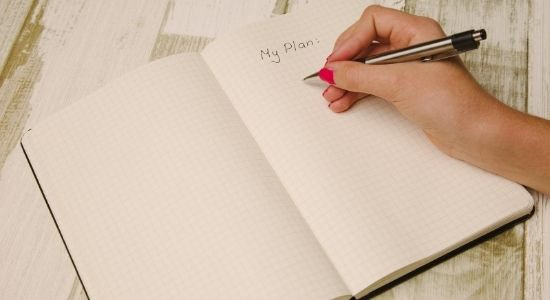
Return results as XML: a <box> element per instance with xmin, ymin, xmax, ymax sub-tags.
<box><xmin>447</xmin><ymin>93</ymin><xmax>512</xmax><ymax>168</ymax></box>
<box><xmin>450</xmin><ymin>94</ymin><xmax>550</xmax><ymax>193</ymax></box>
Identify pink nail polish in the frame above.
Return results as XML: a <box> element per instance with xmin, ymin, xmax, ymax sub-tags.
<box><xmin>319</xmin><ymin>68</ymin><xmax>334</xmax><ymax>84</ymax></box>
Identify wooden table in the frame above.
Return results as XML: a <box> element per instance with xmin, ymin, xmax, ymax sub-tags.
<box><xmin>0</xmin><ymin>0</ymin><xmax>548</xmax><ymax>299</ymax></box>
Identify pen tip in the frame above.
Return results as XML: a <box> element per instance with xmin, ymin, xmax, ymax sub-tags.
<box><xmin>303</xmin><ymin>72</ymin><xmax>320</xmax><ymax>81</ymax></box>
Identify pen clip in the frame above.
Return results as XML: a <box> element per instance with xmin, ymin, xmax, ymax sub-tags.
<box><xmin>421</xmin><ymin>49</ymin><xmax>463</xmax><ymax>62</ymax></box>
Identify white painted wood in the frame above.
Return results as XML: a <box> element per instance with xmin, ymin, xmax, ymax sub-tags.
<box><xmin>286</xmin><ymin>0</ymin><xmax>405</xmax><ymax>13</ymax></box>
<box><xmin>0</xmin><ymin>0</ymin><xmax>38</xmax><ymax>165</ymax></box>
<box><xmin>162</xmin><ymin>0</ymin><xmax>279</xmax><ymax>37</ymax></box>
<box><xmin>375</xmin><ymin>0</ymin><xmax>530</xmax><ymax>298</ymax></box>
<box><xmin>0</xmin><ymin>149</ymin><xmax>77</xmax><ymax>299</ymax></box>
<box><xmin>528</xmin><ymin>0</ymin><xmax>550</xmax><ymax>118</ymax></box>
<box><xmin>0</xmin><ymin>0</ymin><xmax>286</xmax><ymax>299</ymax></box>
<box><xmin>0</xmin><ymin>0</ymin><xmax>33</xmax><ymax>72</ymax></box>
<box><xmin>525</xmin><ymin>192</ymin><xmax>550</xmax><ymax>300</ymax></box>
<box><xmin>407</xmin><ymin>0</ymin><xmax>529</xmax><ymax>111</ymax></box>
<box><xmin>0</xmin><ymin>1</ymin><xmax>76</xmax><ymax>299</ymax></box>
<box><xmin>525</xmin><ymin>0</ymin><xmax>550</xmax><ymax>299</ymax></box>
<box><xmin>0</xmin><ymin>0</ymin><xmax>545</xmax><ymax>299</ymax></box>
<box><xmin>0</xmin><ymin>0</ymin><xmax>172</xmax><ymax>298</ymax></box>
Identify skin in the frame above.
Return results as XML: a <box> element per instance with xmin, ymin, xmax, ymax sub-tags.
<box><xmin>322</xmin><ymin>5</ymin><xmax>550</xmax><ymax>195</ymax></box>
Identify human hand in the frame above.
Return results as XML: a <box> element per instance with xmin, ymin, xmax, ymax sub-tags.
<box><xmin>320</xmin><ymin>5</ymin><xmax>500</xmax><ymax>156</ymax></box>
<box><xmin>320</xmin><ymin>5</ymin><xmax>550</xmax><ymax>194</ymax></box>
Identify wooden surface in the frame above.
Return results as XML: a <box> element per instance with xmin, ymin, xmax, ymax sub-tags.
<box><xmin>0</xmin><ymin>0</ymin><xmax>547</xmax><ymax>299</ymax></box>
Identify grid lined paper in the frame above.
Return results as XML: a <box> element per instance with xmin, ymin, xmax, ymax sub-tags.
<box><xmin>202</xmin><ymin>1</ymin><xmax>534</xmax><ymax>296</ymax></box>
<box><xmin>23</xmin><ymin>1</ymin><xmax>535</xmax><ymax>299</ymax></box>
<box><xmin>22</xmin><ymin>54</ymin><xmax>349</xmax><ymax>299</ymax></box>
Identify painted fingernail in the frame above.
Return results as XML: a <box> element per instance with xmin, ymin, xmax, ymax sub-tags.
<box><xmin>322</xmin><ymin>87</ymin><xmax>329</xmax><ymax>96</ymax></box>
<box><xmin>319</xmin><ymin>68</ymin><xmax>334</xmax><ymax>84</ymax></box>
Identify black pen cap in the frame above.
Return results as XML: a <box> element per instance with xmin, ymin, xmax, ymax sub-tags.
<box><xmin>452</xmin><ymin>29</ymin><xmax>486</xmax><ymax>51</ymax></box>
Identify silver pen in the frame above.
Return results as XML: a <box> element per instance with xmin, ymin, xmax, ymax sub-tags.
<box><xmin>303</xmin><ymin>29</ymin><xmax>487</xmax><ymax>81</ymax></box>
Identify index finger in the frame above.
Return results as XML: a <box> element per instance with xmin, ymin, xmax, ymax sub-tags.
<box><xmin>327</xmin><ymin>5</ymin><xmax>445</xmax><ymax>62</ymax></box>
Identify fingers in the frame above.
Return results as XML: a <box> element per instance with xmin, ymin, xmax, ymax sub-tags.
<box><xmin>321</xmin><ymin>60</ymin><xmax>411</xmax><ymax>100</ymax></box>
<box><xmin>329</xmin><ymin>91</ymin><xmax>368</xmax><ymax>113</ymax></box>
<box><xmin>322</xmin><ymin>86</ymin><xmax>368</xmax><ymax>113</ymax></box>
<box><xmin>321</xmin><ymin>5</ymin><xmax>449</xmax><ymax>113</ymax></box>
<box><xmin>328</xmin><ymin>5</ymin><xmax>410</xmax><ymax>62</ymax></box>
<box><xmin>331</xmin><ymin>21</ymin><xmax>358</xmax><ymax>55</ymax></box>
<box><xmin>323</xmin><ymin>85</ymin><xmax>346</xmax><ymax>100</ymax></box>
<box><xmin>353</xmin><ymin>42</ymin><xmax>394</xmax><ymax>60</ymax></box>
<box><xmin>327</xmin><ymin>5</ymin><xmax>446</xmax><ymax>63</ymax></box>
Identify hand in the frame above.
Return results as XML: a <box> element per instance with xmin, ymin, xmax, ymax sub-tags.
<box><xmin>321</xmin><ymin>5</ymin><xmax>550</xmax><ymax>194</ymax></box>
<box><xmin>321</xmin><ymin>5</ymin><xmax>496</xmax><ymax>155</ymax></box>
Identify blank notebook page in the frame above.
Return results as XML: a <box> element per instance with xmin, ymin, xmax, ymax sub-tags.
<box><xmin>22</xmin><ymin>54</ymin><xmax>349</xmax><ymax>299</ymax></box>
<box><xmin>202</xmin><ymin>1</ymin><xmax>534</xmax><ymax>296</ymax></box>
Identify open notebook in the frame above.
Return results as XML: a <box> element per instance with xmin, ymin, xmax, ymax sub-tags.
<box><xmin>21</xmin><ymin>1</ymin><xmax>533</xmax><ymax>299</ymax></box>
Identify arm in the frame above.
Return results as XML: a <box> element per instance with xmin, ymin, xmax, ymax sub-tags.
<box><xmin>320</xmin><ymin>5</ymin><xmax>550</xmax><ymax>194</ymax></box>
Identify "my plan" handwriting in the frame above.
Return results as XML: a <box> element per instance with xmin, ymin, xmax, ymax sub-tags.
<box><xmin>259</xmin><ymin>38</ymin><xmax>320</xmax><ymax>64</ymax></box>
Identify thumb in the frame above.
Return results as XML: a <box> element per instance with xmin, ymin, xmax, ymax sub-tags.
<box><xmin>320</xmin><ymin>61</ymin><xmax>407</xmax><ymax>100</ymax></box>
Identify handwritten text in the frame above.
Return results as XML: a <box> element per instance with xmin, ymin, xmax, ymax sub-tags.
<box><xmin>259</xmin><ymin>38</ymin><xmax>320</xmax><ymax>64</ymax></box>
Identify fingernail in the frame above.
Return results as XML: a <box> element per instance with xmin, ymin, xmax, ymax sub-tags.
<box><xmin>319</xmin><ymin>68</ymin><xmax>334</xmax><ymax>84</ymax></box>
<box><xmin>322</xmin><ymin>87</ymin><xmax>329</xmax><ymax>96</ymax></box>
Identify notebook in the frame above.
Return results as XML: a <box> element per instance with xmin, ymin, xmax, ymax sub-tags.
<box><xmin>21</xmin><ymin>1</ymin><xmax>534</xmax><ymax>299</ymax></box>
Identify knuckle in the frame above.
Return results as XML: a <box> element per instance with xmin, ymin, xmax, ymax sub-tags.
<box><xmin>420</xmin><ymin>17</ymin><xmax>445</xmax><ymax>33</ymax></box>
<box><xmin>335</xmin><ymin>32</ymin><xmax>347</xmax><ymax>44</ymax></box>
<box><xmin>420</xmin><ymin>16</ymin><xmax>441</xmax><ymax>28</ymax></box>
<box><xmin>414</xmin><ymin>16</ymin><xmax>445</xmax><ymax>38</ymax></box>
<box><xmin>362</xmin><ymin>5</ymin><xmax>381</xmax><ymax>19</ymax></box>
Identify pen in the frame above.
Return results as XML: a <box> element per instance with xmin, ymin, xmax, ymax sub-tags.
<box><xmin>303</xmin><ymin>29</ymin><xmax>487</xmax><ymax>81</ymax></box>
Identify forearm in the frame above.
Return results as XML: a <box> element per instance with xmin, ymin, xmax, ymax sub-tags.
<box><xmin>322</xmin><ymin>5</ymin><xmax>549</xmax><ymax>194</ymax></box>
<box><xmin>454</xmin><ymin>96</ymin><xmax>550</xmax><ymax>194</ymax></box>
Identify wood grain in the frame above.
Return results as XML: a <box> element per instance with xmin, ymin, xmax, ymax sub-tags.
<box><xmin>0</xmin><ymin>0</ymin><xmax>172</xmax><ymax>298</ymax></box>
<box><xmin>0</xmin><ymin>0</ymin><xmax>34</xmax><ymax>73</ymax></box>
<box><xmin>0</xmin><ymin>1</ymin><xmax>77</xmax><ymax>299</ymax></box>
<box><xmin>406</xmin><ymin>0</ymin><xmax>529</xmax><ymax>111</ymax></box>
<box><xmin>371</xmin><ymin>0</ymin><xmax>530</xmax><ymax>298</ymax></box>
<box><xmin>0</xmin><ymin>0</ymin><xmax>546</xmax><ymax>299</ymax></box>
<box><xmin>525</xmin><ymin>0</ymin><xmax>550</xmax><ymax>299</ymax></box>
<box><xmin>0</xmin><ymin>0</ymin><xmax>44</xmax><ymax>169</ymax></box>
<box><xmin>161</xmin><ymin>0</ymin><xmax>278</xmax><ymax>37</ymax></box>
<box><xmin>0</xmin><ymin>1</ymin><xmax>284</xmax><ymax>299</ymax></box>
<box><xmin>72</xmin><ymin>1</ymin><xmax>287</xmax><ymax>297</ymax></box>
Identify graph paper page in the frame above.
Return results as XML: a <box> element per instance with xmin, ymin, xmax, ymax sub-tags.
<box><xmin>21</xmin><ymin>54</ymin><xmax>349</xmax><ymax>299</ymax></box>
<box><xmin>202</xmin><ymin>1</ymin><xmax>534</xmax><ymax>296</ymax></box>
